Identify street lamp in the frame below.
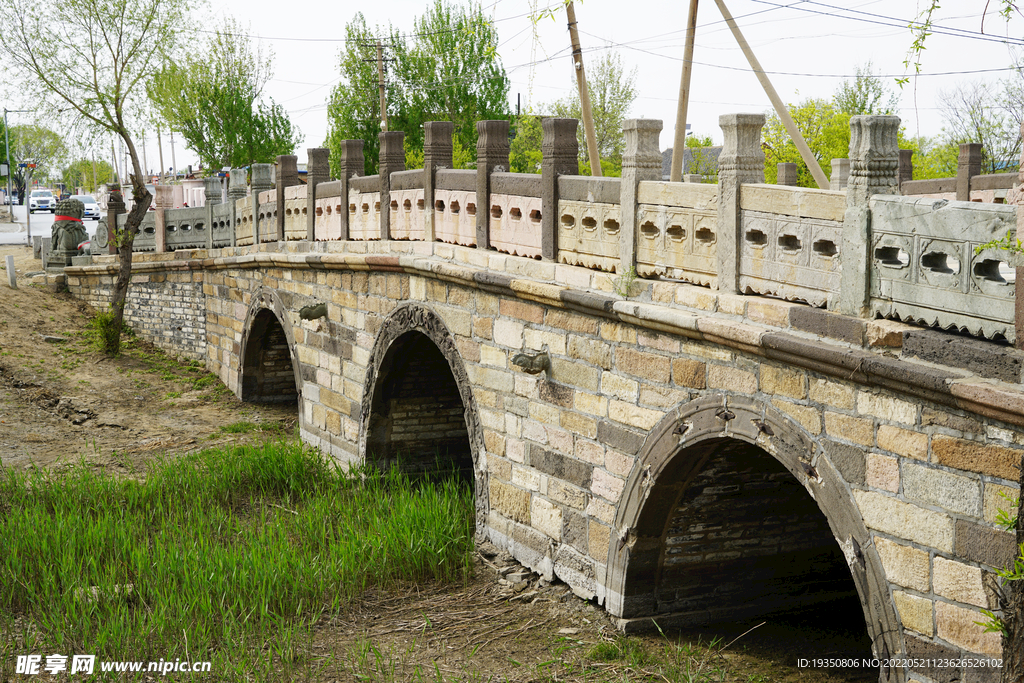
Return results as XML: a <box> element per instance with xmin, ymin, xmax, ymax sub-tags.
<box><xmin>4</xmin><ymin>108</ymin><xmax>31</xmax><ymax>244</ymax></box>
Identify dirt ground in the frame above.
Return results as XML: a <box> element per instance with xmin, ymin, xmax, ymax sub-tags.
<box><xmin>0</xmin><ymin>243</ymin><xmax>877</xmax><ymax>682</ymax></box>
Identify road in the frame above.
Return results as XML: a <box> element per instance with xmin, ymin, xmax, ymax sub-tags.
<box><xmin>0</xmin><ymin>204</ymin><xmax>101</xmax><ymax>245</ymax></box>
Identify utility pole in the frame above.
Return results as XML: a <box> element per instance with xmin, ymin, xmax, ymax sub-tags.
<box><xmin>566</xmin><ymin>2</ymin><xmax>601</xmax><ymax>176</ymax></box>
<box><xmin>92</xmin><ymin>154</ymin><xmax>97</xmax><ymax>192</ymax></box>
<box><xmin>377</xmin><ymin>41</ymin><xmax>388</xmax><ymax>132</ymax></box>
<box><xmin>713</xmin><ymin>0</ymin><xmax>829</xmax><ymax>189</ymax></box>
<box><xmin>111</xmin><ymin>139</ymin><xmax>120</xmax><ymax>187</ymax></box>
<box><xmin>4</xmin><ymin>108</ymin><xmax>30</xmax><ymax>228</ymax></box>
<box><xmin>157</xmin><ymin>126</ymin><xmax>165</xmax><ymax>184</ymax></box>
<box><xmin>670</xmin><ymin>0</ymin><xmax>700</xmax><ymax>182</ymax></box>
<box><xmin>170</xmin><ymin>130</ymin><xmax>177</xmax><ymax>182</ymax></box>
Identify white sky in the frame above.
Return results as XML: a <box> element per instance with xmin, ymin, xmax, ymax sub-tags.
<box><xmin>119</xmin><ymin>0</ymin><xmax>1024</xmax><ymax>170</ymax></box>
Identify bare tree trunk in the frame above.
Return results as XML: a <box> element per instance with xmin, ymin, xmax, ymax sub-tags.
<box><xmin>1004</xmin><ymin>454</ymin><xmax>1024</xmax><ymax>683</ymax></box>
<box><xmin>107</xmin><ymin>131</ymin><xmax>152</xmax><ymax>355</ymax></box>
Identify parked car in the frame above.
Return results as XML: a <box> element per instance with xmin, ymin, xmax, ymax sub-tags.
<box><xmin>70</xmin><ymin>194</ymin><xmax>101</xmax><ymax>220</ymax></box>
<box><xmin>29</xmin><ymin>189</ymin><xmax>56</xmax><ymax>213</ymax></box>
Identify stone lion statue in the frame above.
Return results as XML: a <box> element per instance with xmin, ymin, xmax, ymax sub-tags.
<box><xmin>51</xmin><ymin>198</ymin><xmax>89</xmax><ymax>253</ymax></box>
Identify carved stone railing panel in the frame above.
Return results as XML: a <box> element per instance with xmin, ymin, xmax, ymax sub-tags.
<box><xmin>869</xmin><ymin>195</ymin><xmax>1018</xmax><ymax>341</ymax></box>
<box><xmin>635</xmin><ymin>181</ymin><xmax>719</xmax><ymax>286</ymax></box>
<box><xmin>283</xmin><ymin>197</ymin><xmax>306</xmax><ymax>240</ymax></box>
<box><xmin>390</xmin><ymin>188</ymin><xmax>425</xmax><ymax>241</ymax></box>
<box><xmin>490</xmin><ymin>193</ymin><xmax>542</xmax><ymax>258</ymax></box>
<box><xmin>434</xmin><ymin>189</ymin><xmax>477</xmax><ymax>246</ymax></box>
<box><xmin>235</xmin><ymin>197</ymin><xmax>254</xmax><ymax>246</ymax></box>
<box><xmin>256</xmin><ymin>200</ymin><xmax>278</xmax><ymax>243</ymax></box>
<box><xmin>557</xmin><ymin>200</ymin><xmax>620</xmax><ymax>272</ymax></box>
<box><xmin>348</xmin><ymin>191</ymin><xmax>382</xmax><ymax>241</ymax></box>
<box><xmin>165</xmin><ymin>206</ymin><xmax>209</xmax><ymax>251</ymax></box>
<box><xmin>314</xmin><ymin>195</ymin><xmax>344</xmax><ymax>241</ymax></box>
<box><xmin>122</xmin><ymin>212</ymin><xmax>156</xmax><ymax>252</ymax></box>
<box><xmin>211</xmin><ymin>203</ymin><xmax>233</xmax><ymax>247</ymax></box>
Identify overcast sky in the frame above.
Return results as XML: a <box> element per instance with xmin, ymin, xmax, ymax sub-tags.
<box><xmin>139</xmin><ymin>0</ymin><xmax>1024</xmax><ymax>169</ymax></box>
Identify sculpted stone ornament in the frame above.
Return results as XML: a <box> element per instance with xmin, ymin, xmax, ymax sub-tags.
<box><xmin>49</xmin><ymin>198</ymin><xmax>89</xmax><ymax>268</ymax></box>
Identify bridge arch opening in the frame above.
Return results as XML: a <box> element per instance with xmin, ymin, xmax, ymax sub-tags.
<box><xmin>240</xmin><ymin>308</ymin><xmax>299</xmax><ymax>404</ymax></box>
<box><xmin>360</xmin><ymin>304</ymin><xmax>483</xmax><ymax>499</ymax></box>
<box><xmin>608</xmin><ymin>396</ymin><xmax>900</xmax><ymax>681</ymax></box>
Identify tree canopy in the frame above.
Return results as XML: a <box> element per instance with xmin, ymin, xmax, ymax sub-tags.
<box><xmin>7</xmin><ymin>125</ymin><xmax>68</xmax><ymax>203</ymax></box>
<box><xmin>62</xmin><ymin>158</ymin><xmax>116</xmax><ymax>194</ymax></box>
<box><xmin>325</xmin><ymin>1</ymin><xmax>510</xmax><ymax>177</ymax></box>
<box><xmin>148</xmin><ymin>18</ymin><xmax>302</xmax><ymax>170</ymax></box>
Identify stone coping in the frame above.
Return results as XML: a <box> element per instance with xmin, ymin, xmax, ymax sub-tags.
<box><xmin>67</xmin><ymin>242</ymin><xmax>1024</xmax><ymax>427</ymax></box>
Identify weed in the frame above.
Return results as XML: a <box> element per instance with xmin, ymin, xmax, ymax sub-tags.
<box><xmin>86</xmin><ymin>309</ymin><xmax>130</xmax><ymax>356</ymax></box>
<box><xmin>613</xmin><ymin>265</ymin><xmax>639</xmax><ymax>298</ymax></box>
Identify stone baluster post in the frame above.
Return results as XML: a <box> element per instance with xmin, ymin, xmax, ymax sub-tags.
<box><xmin>338</xmin><ymin>141</ymin><xmax>364</xmax><ymax>241</ymax></box>
<box><xmin>251</xmin><ymin>163</ymin><xmax>274</xmax><ymax>245</ymax></box>
<box><xmin>777</xmin><ymin>163</ymin><xmax>798</xmax><ymax>186</ymax></box>
<box><xmin>716</xmin><ymin>114</ymin><xmax>765</xmax><ymax>294</ymax></box>
<box><xmin>830</xmin><ymin>159</ymin><xmax>850</xmax><ymax>191</ymax></box>
<box><xmin>306</xmin><ymin>148</ymin><xmax>330</xmax><ymax>241</ymax></box>
<box><xmin>476</xmin><ymin>120</ymin><xmax>510</xmax><ymax>250</ymax></box>
<box><xmin>275</xmin><ymin>155</ymin><xmax>298</xmax><ymax>241</ymax></box>
<box><xmin>836</xmin><ymin>115</ymin><xmax>900</xmax><ymax>317</ymax></box>
<box><xmin>104</xmin><ymin>184</ymin><xmax>125</xmax><ymax>255</ymax></box>
<box><xmin>1013</xmin><ymin>122</ymin><xmax>1024</xmax><ymax>349</ymax></box>
<box><xmin>423</xmin><ymin>122</ymin><xmax>453</xmax><ymax>243</ymax></box>
<box><xmin>378</xmin><ymin>131</ymin><xmax>405</xmax><ymax>241</ymax></box>
<box><xmin>956</xmin><ymin>143</ymin><xmax>982</xmax><ymax>202</ymax></box>
<box><xmin>541</xmin><ymin>118</ymin><xmax>579</xmax><ymax>261</ymax></box>
<box><xmin>153</xmin><ymin>185</ymin><xmax>173</xmax><ymax>253</ymax></box>
<box><xmin>228</xmin><ymin>168</ymin><xmax>247</xmax><ymax>247</ymax></box>
<box><xmin>619</xmin><ymin>119</ymin><xmax>663</xmax><ymax>276</ymax></box>
<box><xmin>898</xmin><ymin>149</ymin><xmax>914</xmax><ymax>192</ymax></box>
<box><xmin>203</xmin><ymin>177</ymin><xmax>222</xmax><ymax>250</ymax></box>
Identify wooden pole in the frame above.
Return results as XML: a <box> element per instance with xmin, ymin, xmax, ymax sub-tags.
<box><xmin>713</xmin><ymin>0</ymin><xmax>829</xmax><ymax>189</ymax></box>
<box><xmin>377</xmin><ymin>42</ymin><xmax>389</xmax><ymax>132</ymax></box>
<box><xmin>670</xmin><ymin>0</ymin><xmax>699</xmax><ymax>182</ymax></box>
<box><xmin>566</xmin><ymin>2</ymin><xmax>602</xmax><ymax>176</ymax></box>
<box><xmin>157</xmin><ymin>127</ymin><xmax>165</xmax><ymax>185</ymax></box>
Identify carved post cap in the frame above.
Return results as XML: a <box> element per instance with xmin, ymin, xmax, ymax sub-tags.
<box><xmin>425</xmin><ymin>121</ymin><xmax>454</xmax><ymax>151</ymax></box>
<box><xmin>777</xmin><ymin>163</ymin><xmax>798</xmax><ymax>186</ymax></box>
<box><xmin>203</xmin><ymin>177</ymin><xmax>223</xmax><ymax>205</ymax></box>
<box><xmin>276</xmin><ymin>155</ymin><xmax>299</xmax><ymax>182</ymax></box>
<box><xmin>622</xmin><ymin>118</ymin><xmax>662</xmax><ymax>181</ymax></box>
<box><xmin>477</xmin><ymin>120</ymin><xmax>510</xmax><ymax>159</ymax></box>
<box><xmin>154</xmin><ymin>184</ymin><xmax>173</xmax><ymax>208</ymax></box>
<box><xmin>307</xmin><ymin>148</ymin><xmax>330</xmax><ymax>180</ymax></box>
<box><xmin>228</xmin><ymin>168</ymin><xmax>248</xmax><ymax>198</ymax></box>
<box><xmin>830</xmin><ymin>158</ymin><xmax>850</xmax><ymax>191</ymax></box>
<box><xmin>719</xmin><ymin>113</ymin><xmax>765</xmax><ymax>182</ymax></box>
<box><xmin>379</xmin><ymin>131</ymin><xmax>406</xmax><ymax>168</ymax></box>
<box><xmin>251</xmin><ymin>163</ymin><xmax>274</xmax><ymax>191</ymax></box>
<box><xmin>541</xmin><ymin>118</ymin><xmax>579</xmax><ymax>156</ymax></box>
<box><xmin>848</xmin><ymin>115</ymin><xmax>900</xmax><ymax>198</ymax></box>
<box><xmin>339</xmin><ymin>140</ymin><xmax>365</xmax><ymax>176</ymax></box>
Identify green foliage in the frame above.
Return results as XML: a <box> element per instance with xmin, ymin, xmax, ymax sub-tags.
<box><xmin>552</xmin><ymin>51</ymin><xmax>638</xmax><ymax>174</ymax></box>
<box><xmin>61</xmin><ymin>159</ymin><xmax>115</xmax><ymax>194</ymax></box>
<box><xmin>325</xmin><ymin>1</ymin><xmax>510</xmax><ymax>177</ymax></box>
<box><xmin>88</xmin><ymin>309</ymin><xmax>130</xmax><ymax>357</ymax></box>
<box><xmin>148</xmin><ymin>17</ymin><xmax>303</xmax><ymax>169</ymax></box>
<box><xmin>0</xmin><ymin>441</ymin><xmax>474</xmax><ymax>678</ymax></box>
<box><xmin>510</xmin><ymin>115</ymin><xmax>545</xmax><ymax>174</ymax></box>
<box><xmin>686</xmin><ymin>133</ymin><xmax>719</xmax><ymax>183</ymax></box>
<box><xmin>7</xmin><ymin>124</ymin><xmax>68</xmax><ymax>199</ymax></box>
<box><xmin>834</xmin><ymin>62</ymin><xmax>899</xmax><ymax>116</ymax></box>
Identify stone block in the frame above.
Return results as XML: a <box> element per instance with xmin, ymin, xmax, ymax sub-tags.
<box><xmin>530</xmin><ymin>447</ymin><xmax>593</xmax><ymax>489</ymax></box>
<box><xmin>592</xmin><ymin>468</ymin><xmax>625</xmax><ymax>503</ymax></box>
<box><xmin>493</xmin><ymin>318</ymin><xmax>525</xmax><ymax>348</ymax></box>
<box><xmin>825</xmin><ymin>440</ymin><xmax>866</xmax><ymax>484</ymax></box>
<box><xmin>808</xmin><ymin>378</ymin><xmax>855</xmax><ymax>410</ymax></box>
<box><xmin>637</xmin><ymin>331</ymin><xmax>680</xmax><ymax>353</ymax></box>
<box><xmin>866</xmin><ymin>454</ymin><xmax>899</xmax><ymax>492</ymax></box>
<box><xmin>876</xmin><ymin>425</ymin><xmax>928</xmax><ymax>460</ymax></box>
<box><xmin>707</xmin><ymin>364</ymin><xmax>757</xmax><ymax>394</ymax></box>
<box><xmin>499</xmin><ymin>298</ymin><xmax>544</xmax><ymax>324</ymax></box>
<box><xmin>481</xmin><ymin>344</ymin><xmax>507</xmax><ymax>368</ymax></box>
<box><xmin>874</xmin><ymin>537</ymin><xmax>930</xmax><ymax>592</ymax></box>
<box><xmin>525</xmin><ymin>328</ymin><xmax>567</xmax><ymax>355</ymax></box>
<box><xmin>639</xmin><ymin>385</ymin><xmax>689</xmax><ymax>409</ymax></box>
<box><xmin>609</xmin><ymin>400</ymin><xmax>663</xmax><ymax>431</ymax></box>
<box><xmin>548</xmin><ymin>478</ymin><xmax>588</xmax><ymax>510</ymax></box>
<box><xmin>922</xmin><ymin>408</ymin><xmax>984</xmax><ymax>435</ymax></box>
<box><xmin>549</xmin><ymin>358</ymin><xmax>600</xmax><ymax>392</ymax></box>
<box><xmin>903</xmin><ymin>329</ymin><xmax>1023</xmax><ymax>384</ymax></box>
<box><xmin>853</xmin><ymin>490</ymin><xmax>954</xmax><ymax>552</ymax></box>
<box><xmin>601</xmin><ymin>373</ymin><xmax>639</xmax><ymax>401</ymax></box>
<box><xmin>788</xmin><ymin>306</ymin><xmax>866</xmax><ymax>345</ymax></box>
<box><xmin>600</xmin><ymin>322</ymin><xmax>637</xmax><ymax>344</ymax></box>
<box><xmin>468</xmin><ymin>365</ymin><xmax>514</xmax><ymax>393</ymax></box>
<box><xmin>893</xmin><ymin>590</ymin><xmax>934</xmax><ymax>637</ymax></box>
<box><xmin>615</xmin><ymin>348</ymin><xmax>671</xmax><ymax>383</ymax></box>
<box><xmin>529</xmin><ymin>401</ymin><xmax>560</xmax><ymax>426</ymax></box>
<box><xmin>489</xmin><ymin>480</ymin><xmax>530</xmax><ymax>524</ymax></box>
<box><xmin>983</xmin><ymin>483</ymin><xmax>1017</xmax><ymax>525</ymax></box>
<box><xmin>589</xmin><ymin>520</ymin><xmax>611</xmax><ymax>562</ymax></box>
<box><xmin>605</xmin><ymin>450</ymin><xmax>635</xmax><ymax>478</ymax></box>
<box><xmin>772</xmin><ymin>400</ymin><xmax>821</xmax><ymax>435</ymax></box>
<box><xmin>574</xmin><ymin>391</ymin><xmax>609</xmax><ymax>417</ymax></box>
<box><xmin>531</xmin><ymin>496</ymin><xmax>562</xmax><ymax>539</ymax></box>
<box><xmin>672</xmin><ymin>358</ymin><xmax>706</xmax><ymax>389</ymax></box>
<box><xmin>933</xmin><ymin>557</ymin><xmax>988</xmax><ymax>608</ymax></box>
<box><xmin>511</xmin><ymin>464</ymin><xmax>542</xmax><ymax>491</ymax></box>
<box><xmin>905</xmin><ymin>636</ymin><xmax>960</xmax><ymax>683</ymax></box>
<box><xmin>866</xmin><ymin>319</ymin><xmax>908</xmax><ymax>347</ymax></box>
<box><xmin>561</xmin><ymin>410</ymin><xmax>597</xmax><ymax>439</ymax></box>
<box><xmin>675</xmin><ymin>286</ymin><xmax>718</xmax><ymax>311</ymax></box>
<box><xmin>568</xmin><ymin>335</ymin><xmax>612</xmax><ymax>369</ymax></box>
<box><xmin>955</xmin><ymin>519</ymin><xmax>1017</xmax><ymax>569</ymax></box>
<box><xmin>760</xmin><ymin>364</ymin><xmax>806</xmax><ymax>399</ymax></box>
<box><xmin>903</xmin><ymin>463</ymin><xmax>981</xmax><ymax>517</ymax></box>
<box><xmin>562</xmin><ymin>508</ymin><xmax>588</xmax><ymax>553</ymax></box>
<box><xmin>856</xmin><ymin>391</ymin><xmax>917</xmax><ymax>426</ymax></box>
<box><xmin>484</xmin><ymin>430</ymin><xmax>506</xmax><ymax>457</ymax></box>
<box><xmin>824</xmin><ymin>412</ymin><xmax>874</xmax><ymax>447</ymax></box>
<box><xmin>935</xmin><ymin>601</ymin><xmax>1002</xmax><ymax>654</ymax></box>
<box><xmin>932</xmin><ymin>436</ymin><xmax>1021</xmax><ymax>482</ymax></box>
<box><xmin>538</xmin><ymin>381</ymin><xmax>574</xmax><ymax>408</ymax></box>
<box><xmin>546</xmin><ymin>309</ymin><xmax>598</xmax><ymax>335</ymax></box>
<box><xmin>586</xmin><ymin>497</ymin><xmax>615</xmax><ymax>524</ymax></box>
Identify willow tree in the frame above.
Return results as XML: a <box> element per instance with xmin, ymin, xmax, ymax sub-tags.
<box><xmin>0</xmin><ymin>0</ymin><xmax>192</xmax><ymax>354</ymax></box>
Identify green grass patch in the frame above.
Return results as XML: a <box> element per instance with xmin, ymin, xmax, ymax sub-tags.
<box><xmin>219</xmin><ymin>420</ymin><xmax>283</xmax><ymax>435</ymax></box>
<box><xmin>0</xmin><ymin>440</ymin><xmax>475</xmax><ymax>680</ymax></box>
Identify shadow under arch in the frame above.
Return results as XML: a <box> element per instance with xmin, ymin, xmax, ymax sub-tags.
<box><xmin>359</xmin><ymin>303</ymin><xmax>486</xmax><ymax>527</ymax></box>
<box><xmin>606</xmin><ymin>393</ymin><xmax>903</xmax><ymax>683</ymax></box>
<box><xmin>237</xmin><ymin>287</ymin><xmax>301</xmax><ymax>405</ymax></box>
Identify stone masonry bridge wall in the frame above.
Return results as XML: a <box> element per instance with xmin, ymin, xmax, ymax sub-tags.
<box><xmin>65</xmin><ymin>115</ymin><xmax>1024</xmax><ymax>683</ymax></box>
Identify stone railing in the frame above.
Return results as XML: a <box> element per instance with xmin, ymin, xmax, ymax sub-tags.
<box><xmin>116</xmin><ymin>115</ymin><xmax>1021</xmax><ymax>346</ymax></box>
<box><xmin>901</xmin><ymin>142</ymin><xmax>1018</xmax><ymax>203</ymax></box>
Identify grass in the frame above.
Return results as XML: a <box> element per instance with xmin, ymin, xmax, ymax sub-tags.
<box><xmin>0</xmin><ymin>440</ymin><xmax>475</xmax><ymax>681</ymax></box>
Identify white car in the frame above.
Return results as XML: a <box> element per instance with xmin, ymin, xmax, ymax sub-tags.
<box><xmin>70</xmin><ymin>194</ymin><xmax>101</xmax><ymax>220</ymax></box>
<box><xmin>29</xmin><ymin>189</ymin><xmax>55</xmax><ymax>213</ymax></box>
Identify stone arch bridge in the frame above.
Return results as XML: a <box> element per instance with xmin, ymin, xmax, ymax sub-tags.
<box><xmin>63</xmin><ymin>115</ymin><xmax>1023</xmax><ymax>683</ymax></box>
